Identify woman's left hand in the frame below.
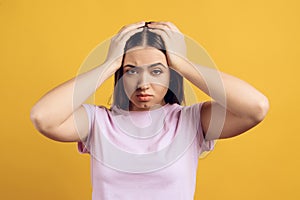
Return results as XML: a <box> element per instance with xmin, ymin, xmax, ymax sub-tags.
<box><xmin>147</xmin><ymin>21</ymin><xmax>187</xmax><ymax>71</ymax></box>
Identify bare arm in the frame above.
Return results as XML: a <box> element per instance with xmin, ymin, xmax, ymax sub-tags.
<box><xmin>30</xmin><ymin>63</ymin><xmax>115</xmax><ymax>142</ymax></box>
<box><xmin>30</xmin><ymin>21</ymin><xmax>145</xmax><ymax>142</ymax></box>
<box><xmin>148</xmin><ymin>21</ymin><xmax>269</xmax><ymax>140</ymax></box>
<box><xmin>177</xmin><ymin>61</ymin><xmax>269</xmax><ymax>140</ymax></box>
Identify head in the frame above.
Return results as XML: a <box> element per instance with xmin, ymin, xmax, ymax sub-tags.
<box><xmin>113</xmin><ymin>26</ymin><xmax>184</xmax><ymax>111</ymax></box>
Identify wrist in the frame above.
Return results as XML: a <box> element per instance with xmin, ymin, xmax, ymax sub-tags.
<box><xmin>168</xmin><ymin>54</ymin><xmax>189</xmax><ymax>73</ymax></box>
<box><xmin>102</xmin><ymin>60</ymin><xmax>121</xmax><ymax>75</ymax></box>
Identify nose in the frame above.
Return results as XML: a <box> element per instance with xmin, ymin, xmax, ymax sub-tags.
<box><xmin>137</xmin><ymin>72</ymin><xmax>150</xmax><ymax>90</ymax></box>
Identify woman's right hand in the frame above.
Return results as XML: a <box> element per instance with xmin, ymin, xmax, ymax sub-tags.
<box><xmin>30</xmin><ymin>21</ymin><xmax>146</xmax><ymax>143</ymax></box>
<box><xmin>104</xmin><ymin>21</ymin><xmax>145</xmax><ymax>71</ymax></box>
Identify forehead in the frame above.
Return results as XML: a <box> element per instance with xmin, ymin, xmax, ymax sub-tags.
<box><xmin>123</xmin><ymin>47</ymin><xmax>167</xmax><ymax>66</ymax></box>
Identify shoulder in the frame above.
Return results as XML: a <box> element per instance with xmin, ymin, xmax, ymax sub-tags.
<box><xmin>164</xmin><ymin>103</ymin><xmax>204</xmax><ymax>123</ymax></box>
<box><xmin>81</xmin><ymin>104</ymin><xmax>113</xmax><ymax>123</ymax></box>
<box><xmin>180</xmin><ymin>102</ymin><xmax>204</xmax><ymax>115</ymax></box>
<box><xmin>82</xmin><ymin>104</ymin><xmax>110</xmax><ymax>113</ymax></box>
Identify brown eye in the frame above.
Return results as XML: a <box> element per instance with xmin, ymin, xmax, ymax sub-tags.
<box><xmin>152</xmin><ymin>69</ymin><xmax>162</xmax><ymax>75</ymax></box>
<box><xmin>126</xmin><ymin>69</ymin><xmax>138</xmax><ymax>75</ymax></box>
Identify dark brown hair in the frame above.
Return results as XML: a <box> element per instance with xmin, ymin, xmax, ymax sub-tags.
<box><xmin>113</xmin><ymin>26</ymin><xmax>184</xmax><ymax>110</ymax></box>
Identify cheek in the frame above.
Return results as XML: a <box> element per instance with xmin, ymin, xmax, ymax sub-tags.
<box><xmin>158</xmin><ymin>85</ymin><xmax>169</xmax><ymax>94</ymax></box>
<box><xmin>152</xmin><ymin>80</ymin><xmax>169</xmax><ymax>95</ymax></box>
<box><xmin>154</xmin><ymin>73</ymin><xmax>170</xmax><ymax>88</ymax></box>
<box><xmin>123</xmin><ymin>77</ymin><xmax>136</xmax><ymax>97</ymax></box>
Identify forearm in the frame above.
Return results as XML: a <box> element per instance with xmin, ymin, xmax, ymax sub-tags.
<box><xmin>30</xmin><ymin>62</ymin><xmax>115</xmax><ymax>129</ymax></box>
<box><xmin>176</xmin><ymin>59</ymin><xmax>269</xmax><ymax>121</ymax></box>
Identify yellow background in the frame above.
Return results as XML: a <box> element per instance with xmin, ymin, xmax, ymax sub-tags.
<box><xmin>1</xmin><ymin>0</ymin><xmax>299</xmax><ymax>199</ymax></box>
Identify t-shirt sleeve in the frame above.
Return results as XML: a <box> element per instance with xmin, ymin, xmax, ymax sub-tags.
<box><xmin>77</xmin><ymin>104</ymin><xmax>96</xmax><ymax>154</ymax></box>
<box><xmin>198</xmin><ymin>102</ymin><xmax>215</xmax><ymax>152</ymax></box>
<box><xmin>185</xmin><ymin>103</ymin><xmax>215</xmax><ymax>157</ymax></box>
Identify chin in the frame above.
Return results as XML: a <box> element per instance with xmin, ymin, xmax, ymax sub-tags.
<box><xmin>130</xmin><ymin>101</ymin><xmax>164</xmax><ymax>111</ymax></box>
<box><xmin>134</xmin><ymin>103</ymin><xmax>152</xmax><ymax>110</ymax></box>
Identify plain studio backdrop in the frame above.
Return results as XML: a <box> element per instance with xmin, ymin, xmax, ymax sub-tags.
<box><xmin>0</xmin><ymin>0</ymin><xmax>299</xmax><ymax>199</ymax></box>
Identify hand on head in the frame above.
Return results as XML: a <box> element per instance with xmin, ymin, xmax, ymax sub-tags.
<box><xmin>105</xmin><ymin>21</ymin><xmax>187</xmax><ymax>73</ymax></box>
<box><xmin>146</xmin><ymin>21</ymin><xmax>187</xmax><ymax>70</ymax></box>
<box><xmin>105</xmin><ymin>21</ymin><xmax>145</xmax><ymax>70</ymax></box>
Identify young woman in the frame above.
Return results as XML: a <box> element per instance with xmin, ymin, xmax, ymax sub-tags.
<box><xmin>30</xmin><ymin>21</ymin><xmax>269</xmax><ymax>199</ymax></box>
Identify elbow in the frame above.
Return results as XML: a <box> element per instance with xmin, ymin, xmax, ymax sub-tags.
<box><xmin>30</xmin><ymin>107</ymin><xmax>73</xmax><ymax>142</ymax></box>
<box><xmin>250</xmin><ymin>95</ymin><xmax>270</xmax><ymax>123</ymax></box>
<box><xmin>30</xmin><ymin>106</ymin><xmax>39</xmax><ymax>123</ymax></box>
<box><xmin>30</xmin><ymin>107</ymin><xmax>52</xmax><ymax>135</ymax></box>
<box><xmin>30</xmin><ymin>106</ymin><xmax>40</xmax><ymax>129</ymax></box>
<box><xmin>30</xmin><ymin>111</ymin><xmax>59</xmax><ymax>141</ymax></box>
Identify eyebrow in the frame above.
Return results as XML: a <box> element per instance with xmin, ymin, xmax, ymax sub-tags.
<box><xmin>123</xmin><ymin>62</ymin><xmax>167</xmax><ymax>69</ymax></box>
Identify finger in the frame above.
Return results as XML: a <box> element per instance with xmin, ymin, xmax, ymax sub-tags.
<box><xmin>150</xmin><ymin>26</ymin><xmax>185</xmax><ymax>43</ymax></box>
<box><xmin>148</xmin><ymin>28</ymin><xmax>171</xmax><ymax>50</ymax></box>
<box><xmin>114</xmin><ymin>21</ymin><xmax>145</xmax><ymax>41</ymax></box>
<box><xmin>109</xmin><ymin>27</ymin><xmax>146</xmax><ymax>59</ymax></box>
<box><xmin>159</xmin><ymin>21</ymin><xmax>181</xmax><ymax>32</ymax></box>
<box><xmin>148</xmin><ymin>21</ymin><xmax>181</xmax><ymax>33</ymax></box>
<box><xmin>147</xmin><ymin>24</ymin><xmax>180</xmax><ymax>36</ymax></box>
<box><xmin>118</xmin><ymin>21</ymin><xmax>145</xmax><ymax>34</ymax></box>
<box><xmin>118</xmin><ymin>26</ymin><xmax>147</xmax><ymax>43</ymax></box>
<box><xmin>149</xmin><ymin>29</ymin><xmax>186</xmax><ymax>55</ymax></box>
<box><xmin>148</xmin><ymin>26</ymin><xmax>173</xmax><ymax>38</ymax></box>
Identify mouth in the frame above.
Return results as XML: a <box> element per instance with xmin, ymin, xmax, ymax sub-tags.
<box><xmin>136</xmin><ymin>94</ymin><xmax>153</xmax><ymax>101</ymax></box>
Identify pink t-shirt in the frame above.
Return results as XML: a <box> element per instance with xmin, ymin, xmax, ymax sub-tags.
<box><xmin>78</xmin><ymin>103</ymin><xmax>215</xmax><ymax>200</ymax></box>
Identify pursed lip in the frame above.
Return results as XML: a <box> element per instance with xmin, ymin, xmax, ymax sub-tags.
<box><xmin>136</xmin><ymin>93</ymin><xmax>153</xmax><ymax>97</ymax></box>
<box><xmin>135</xmin><ymin>93</ymin><xmax>154</xmax><ymax>101</ymax></box>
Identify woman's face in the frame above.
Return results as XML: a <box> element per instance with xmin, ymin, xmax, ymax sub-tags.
<box><xmin>122</xmin><ymin>47</ymin><xmax>170</xmax><ymax>111</ymax></box>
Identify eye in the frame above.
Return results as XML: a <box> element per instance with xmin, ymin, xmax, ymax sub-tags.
<box><xmin>126</xmin><ymin>69</ymin><xmax>138</xmax><ymax>75</ymax></box>
<box><xmin>151</xmin><ymin>69</ymin><xmax>162</xmax><ymax>75</ymax></box>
